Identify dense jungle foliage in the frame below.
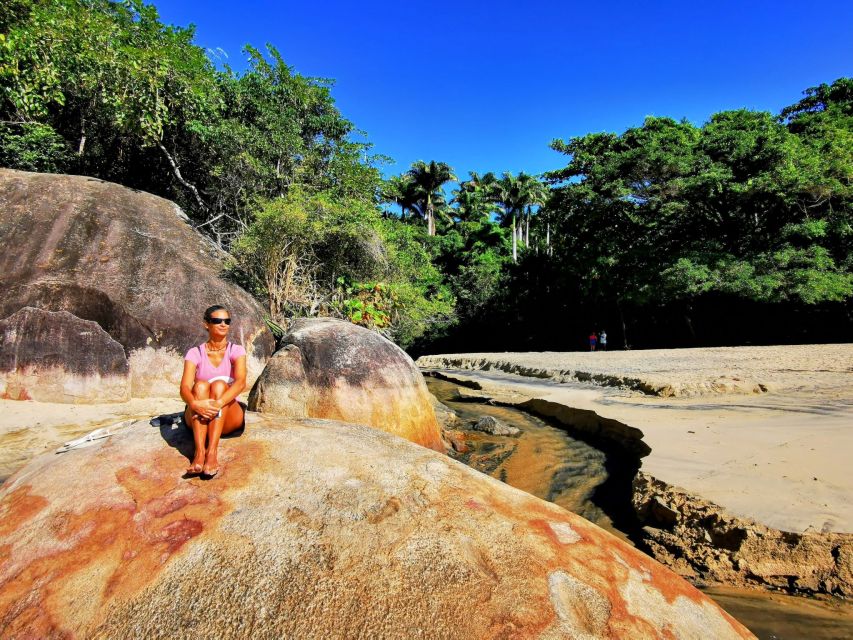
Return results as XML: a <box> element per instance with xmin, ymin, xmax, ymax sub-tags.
<box><xmin>2</xmin><ymin>0</ymin><xmax>851</xmax><ymax>350</ymax></box>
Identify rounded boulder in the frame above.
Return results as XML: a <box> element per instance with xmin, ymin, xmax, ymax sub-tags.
<box><xmin>0</xmin><ymin>414</ymin><xmax>753</xmax><ymax>639</ymax></box>
<box><xmin>249</xmin><ymin>318</ymin><xmax>444</xmax><ymax>451</ymax></box>
<box><xmin>0</xmin><ymin>169</ymin><xmax>274</xmax><ymax>399</ymax></box>
<box><xmin>0</xmin><ymin>307</ymin><xmax>130</xmax><ymax>402</ymax></box>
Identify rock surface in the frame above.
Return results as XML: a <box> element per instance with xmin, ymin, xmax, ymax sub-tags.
<box><xmin>0</xmin><ymin>307</ymin><xmax>129</xmax><ymax>402</ymax></box>
<box><xmin>472</xmin><ymin>415</ymin><xmax>520</xmax><ymax>436</ymax></box>
<box><xmin>0</xmin><ymin>414</ymin><xmax>753</xmax><ymax>639</ymax></box>
<box><xmin>249</xmin><ymin>318</ymin><xmax>443</xmax><ymax>451</ymax></box>
<box><xmin>0</xmin><ymin>169</ymin><xmax>274</xmax><ymax>400</ymax></box>
<box><xmin>429</xmin><ymin>393</ymin><xmax>459</xmax><ymax>429</ymax></box>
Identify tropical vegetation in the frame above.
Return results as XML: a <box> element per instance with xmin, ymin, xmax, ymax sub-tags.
<box><xmin>2</xmin><ymin>0</ymin><xmax>851</xmax><ymax>350</ymax></box>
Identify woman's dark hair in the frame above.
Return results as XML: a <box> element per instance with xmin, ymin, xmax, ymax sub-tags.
<box><xmin>204</xmin><ymin>305</ymin><xmax>229</xmax><ymax>322</ymax></box>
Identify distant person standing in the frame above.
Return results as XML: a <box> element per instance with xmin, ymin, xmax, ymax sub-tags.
<box><xmin>588</xmin><ymin>331</ymin><xmax>597</xmax><ymax>351</ymax></box>
<box><xmin>599</xmin><ymin>330</ymin><xmax>607</xmax><ymax>351</ymax></box>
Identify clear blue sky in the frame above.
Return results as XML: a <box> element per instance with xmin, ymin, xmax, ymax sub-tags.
<box><xmin>154</xmin><ymin>0</ymin><xmax>852</xmax><ymax>181</ymax></box>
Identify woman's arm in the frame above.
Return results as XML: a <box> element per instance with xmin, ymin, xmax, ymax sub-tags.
<box><xmin>180</xmin><ymin>360</ymin><xmax>219</xmax><ymax>420</ymax></box>
<box><xmin>212</xmin><ymin>356</ymin><xmax>247</xmax><ymax>409</ymax></box>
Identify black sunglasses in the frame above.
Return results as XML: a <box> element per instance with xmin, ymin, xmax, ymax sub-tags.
<box><xmin>207</xmin><ymin>317</ymin><xmax>232</xmax><ymax>325</ymax></box>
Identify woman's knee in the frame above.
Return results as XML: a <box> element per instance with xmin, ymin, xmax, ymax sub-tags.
<box><xmin>192</xmin><ymin>381</ymin><xmax>210</xmax><ymax>398</ymax></box>
<box><xmin>210</xmin><ymin>380</ymin><xmax>228</xmax><ymax>399</ymax></box>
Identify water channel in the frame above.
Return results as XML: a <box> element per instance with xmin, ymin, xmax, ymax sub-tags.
<box><xmin>425</xmin><ymin>375</ymin><xmax>853</xmax><ymax>640</ymax></box>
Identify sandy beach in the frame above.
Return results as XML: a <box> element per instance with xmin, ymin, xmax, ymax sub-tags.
<box><xmin>418</xmin><ymin>345</ymin><xmax>853</xmax><ymax>534</ymax></box>
<box><xmin>0</xmin><ymin>397</ymin><xmax>184</xmax><ymax>483</ymax></box>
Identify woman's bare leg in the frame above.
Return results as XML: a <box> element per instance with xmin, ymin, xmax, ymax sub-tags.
<box><xmin>203</xmin><ymin>380</ymin><xmax>228</xmax><ymax>476</ymax></box>
<box><xmin>202</xmin><ymin>381</ymin><xmax>245</xmax><ymax>476</ymax></box>
<box><xmin>185</xmin><ymin>381</ymin><xmax>210</xmax><ymax>474</ymax></box>
<box><xmin>221</xmin><ymin>399</ymin><xmax>245</xmax><ymax>436</ymax></box>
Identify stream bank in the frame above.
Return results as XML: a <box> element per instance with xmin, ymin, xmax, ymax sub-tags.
<box><xmin>426</xmin><ymin>369</ymin><xmax>853</xmax><ymax>599</ymax></box>
<box><xmin>427</xmin><ymin>376</ymin><xmax>638</xmax><ymax>542</ymax></box>
<box><xmin>426</xmin><ymin>372</ymin><xmax>853</xmax><ymax>638</ymax></box>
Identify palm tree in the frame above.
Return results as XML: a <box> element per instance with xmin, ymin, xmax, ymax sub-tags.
<box><xmin>451</xmin><ymin>188</ymin><xmax>480</xmax><ymax>222</ymax></box>
<box><xmin>521</xmin><ymin>176</ymin><xmax>548</xmax><ymax>247</ymax></box>
<box><xmin>493</xmin><ymin>172</ymin><xmax>526</xmax><ymax>262</ymax></box>
<box><xmin>492</xmin><ymin>172</ymin><xmax>549</xmax><ymax>262</ymax></box>
<box><xmin>407</xmin><ymin>160</ymin><xmax>457</xmax><ymax>236</ymax></box>
<box><xmin>460</xmin><ymin>171</ymin><xmax>497</xmax><ymax>195</ymax></box>
<box><xmin>452</xmin><ymin>185</ymin><xmax>495</xmax><ymax>223</ymax></box>
<box><xmin>381</xmin><ymin>175</ymin><xmax>420</xmax><ymax>220</ymax></box>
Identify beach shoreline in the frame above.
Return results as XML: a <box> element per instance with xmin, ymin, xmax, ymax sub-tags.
<box><xmin>418</xmin><ymin>352</ymin><xmax>853</xmax><ymax>596</ymax></box>
<box><xmin>418</xmin><ymin>345</ymin><xmax>853</xmax><ymax>535</ymax></box>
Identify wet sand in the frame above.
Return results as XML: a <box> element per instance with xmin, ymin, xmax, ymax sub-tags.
<box><xmin>419</xmin><ymin>347</ymin><xmax>853</xmax><ymax>535</ymax></box>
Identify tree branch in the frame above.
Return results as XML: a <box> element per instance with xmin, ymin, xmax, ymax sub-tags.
<box><xmin>157</xmin><ymin>141</ymin><xmax>208</xmax><ymax>212</ymax></box>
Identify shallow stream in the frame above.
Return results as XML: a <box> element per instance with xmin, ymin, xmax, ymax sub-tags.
<box><xmin>428</xmin><ymin>378</ymin><xmax>614</xmax><ymax>525</ymax></box>
<box><xmin>426</xmin><ymin>375</ymin><xmax>853</xmax><ymax>640</ymax></box>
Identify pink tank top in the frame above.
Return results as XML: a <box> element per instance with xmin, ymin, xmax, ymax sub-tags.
<box><xmin>184</xmin><ymin>342</ymin><xmax>247</xmax><ymax>383</ymax></box>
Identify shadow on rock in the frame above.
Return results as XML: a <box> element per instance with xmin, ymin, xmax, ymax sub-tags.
<box><xmin>151</xmin><ymin>412</ymin><xmax>194</xmax><ymax>465</ymax></box>
<box><xmin>151</xmin><ymin>406</ymin><xmax>248</xmax><ymax>473</ymax></box>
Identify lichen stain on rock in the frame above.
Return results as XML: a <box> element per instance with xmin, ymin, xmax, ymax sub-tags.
<box><xmin>0</xmin><ymin>437</ymin><xmax>265</xmax><ymax>638</ymax></box>
<box><xmin>0</xmin><ymin>417</ymin><xmax>754</xmax><ymax>639</ymax></box>
<box><xmin>464</xmin><ymin>498</ymin><xmax>485</xmax><ymax>511</ymax></box>
<box><xmin>367</xmin><ymin>496</ymin><xmax>401</xmax><ymax>524</ymax></box>
<box><xmin>0</xmin><ymin>487</ymin><xmax>48</xmax><ymax>537</ymax></box>
<box><xmin>616</xmin><ymin>560</ymin><xmax>749</xmax><ymax>639</ymax></box>
<box><xmin>549</xmin><ymin>521</ymin><xmax>582</xmax><ymax>545</ymax></box>
<box><xmin>478</xmin><ymin>492</ymin><xmax>752</xmax><ymax>638</ymax></box>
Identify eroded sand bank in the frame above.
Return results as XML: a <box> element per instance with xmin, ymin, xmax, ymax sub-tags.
<box><xmin>418</xmin><ymin>345</ymin><xmax>853</xmax><ymax>534</ymax></box>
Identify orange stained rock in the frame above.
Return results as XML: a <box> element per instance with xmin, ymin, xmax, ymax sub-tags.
<box><xmin>0</xmin><ymin>415</ymin><xmax>755</xmax><ymax>639</ymax></box>
<box><xmin>249</xmin><ymin>318</ymin><xmax>445</xmax><ymax>452</ymax></box>
<box><xmin>0</xmin><ymin>437</ymin><xmax>264</xmax><ymax>637</ymax></box>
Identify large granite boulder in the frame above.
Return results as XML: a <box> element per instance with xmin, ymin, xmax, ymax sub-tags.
<box><xmin>0</xmin><ymin>307</ymin><xmax>129</xmax><ymax>402</ymax></box>
<box><xmin>249</xmin><ymin>318</ymin><xmax>444</xmax><ymax>451</ymax></box>
<box><xmin>0</xmin><ymin>169</ymin><xmax>274</xmax><ymax>401</ymax></box>
<box><xmin>0</xmin><ymin>415</ymin><xmax>753</xmax><ymax>639</ymax></box>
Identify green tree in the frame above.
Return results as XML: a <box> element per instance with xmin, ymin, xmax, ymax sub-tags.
<box><xmin>406</xmin><ymin>160</ymin><xmax>457</xmax><ymax>236</ymax></box>
<box><xmin>493</xmin><ymin>171</ymin><xmax>543</xmax><ymax>262</ymax></box>
<box><xmin>544</xmin><ymin>98</ymin><xmax>853</xmax><ymax>345</ymax></box>
<box><xmin>382</xmin><ymin>174</ymin><xmax>421</xmax><ymax>220</ymax></box>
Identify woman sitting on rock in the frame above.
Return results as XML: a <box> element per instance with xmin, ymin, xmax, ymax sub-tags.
<box><xmin>180</xmin><ymin>305</ymin><xmax>247</xmax><ymax>477</ymax></box>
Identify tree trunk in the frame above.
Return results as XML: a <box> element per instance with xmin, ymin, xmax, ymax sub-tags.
<box><xmin>525</xmin><ymin>207</ymin><xmax>530</xmax><ymax>246</ymax></box>
<box><xmin>77</xmin><ymin>113</ymin><xmax>87</xmax><ymax>157</ymax></box>
<box><xmin>511</xmin><ymin>212</ymin><xmax>517</xmax><ymax>262</ymax></box>
<box><xmin>427</xmin><ymin>195</ymin><xmax>435</xmax><ymax>236</ymax></box>
<box><xmin>546</xmin><ymin>222</ymin><xmax>551</xmax><ymax>254</ymax></box>
<box><xmin>618</xmin><ymin>301</ymin><xmax>629</xmax><ymax>350</ymax></box>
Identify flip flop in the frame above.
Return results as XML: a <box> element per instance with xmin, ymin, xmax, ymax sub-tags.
<box><xmin>55</xmin><ymin>427</ymin><xmax>113</xmax><ymax>453</ymax></box>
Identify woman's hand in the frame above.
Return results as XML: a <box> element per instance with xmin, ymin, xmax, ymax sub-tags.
<box><xmin>191</xmin><ymin>399</ymin><xmax>220</xmax><ymax>420</ymax></box>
